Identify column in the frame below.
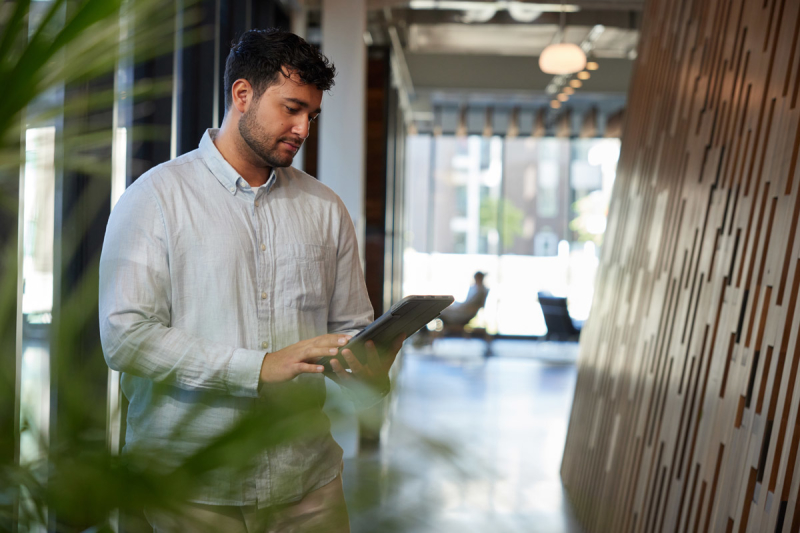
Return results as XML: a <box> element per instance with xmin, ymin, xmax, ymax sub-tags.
<box><xmin>319</xmin><ymin>0</ymin><xmax>366</xmax><ymax>249</ymax></box>
<box><xmin>319</xmin><ymin>0</ymin><xmax>367</xmax><ymax>458</ymax></box>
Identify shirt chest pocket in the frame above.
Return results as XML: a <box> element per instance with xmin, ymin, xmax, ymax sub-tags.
<box><xmin>275</xmin><ymin>243</ymin><xmax>332</xmax><ymax>310</ymax></box>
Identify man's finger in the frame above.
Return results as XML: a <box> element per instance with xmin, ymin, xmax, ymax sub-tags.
<box><xmin>300</xmin><ymin>346</ymin><xmax>341</xmax><ymax>361</ymax></box>
<box><xmin>340</xmin><ymin>349</ymin><xmax>365</xmax><ymax>374</ymax></box>
<box><xmin>365</xmin><ymin>340</ymin><xmax>381</xmax><ymax>370</ymax></box>
<box><xmin>314</xmin><ymin>334</ymin><xmax>351</xmax><ymax>348</ymax></box>
<box><xmin>330</xmin><ymin>359</ymin><xmax>353</xmax><ymax>381</ymax></box>
<box><xmin>393</xmin><ymin>334</ymin><xmax>407</xmax><ymax>351</ymax></box>
<box><xmin>295</xmin><ymin>363</ymin><xmax>325</xmax><ymax>375</ymax></box>
<box><xmin>382</xmin><ymin>334</ymin><xmax>406</xmax><ymax>370</ymax></box>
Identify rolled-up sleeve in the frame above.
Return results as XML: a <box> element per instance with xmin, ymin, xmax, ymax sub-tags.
<box><xmin>99</xmin><ymin>181</ymin><xmax>265</xmax><ymax>397</ymax></box>
<box><xmin>326</xmin><ymin>199</ymin><xmax>374</xmax><ymax>335</ymax></box>
<box><xmin>325</xmin><ymin>200</ymin><xmax>388</xmax><ymax>408</ymax></box>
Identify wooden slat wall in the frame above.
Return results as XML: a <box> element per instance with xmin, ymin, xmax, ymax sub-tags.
<box><xmin>560</xmin><ymin>0</ymin><xmax>800</xmax><ymax>532</ymax></box>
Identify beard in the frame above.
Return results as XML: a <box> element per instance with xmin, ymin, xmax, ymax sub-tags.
<box><xmin>238</xmin><ymin>105</ymin><xmax>299</xmax><ymax>168</ymax></box>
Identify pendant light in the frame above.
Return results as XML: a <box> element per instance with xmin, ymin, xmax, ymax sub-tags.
<box><xmin>538</xmin><ymin>0</ymin><xmax>586</xmax><ymax>75</ymax></box>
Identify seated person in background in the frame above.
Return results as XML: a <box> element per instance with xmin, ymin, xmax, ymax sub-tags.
<box><xmin>440</xmin><ymin>272</ymin><xmax>489</xmax><ymax>327</ymax></box>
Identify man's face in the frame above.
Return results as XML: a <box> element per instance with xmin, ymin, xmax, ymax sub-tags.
<box><xmin>238</xmin><ymin>71</ymin><xmax>322</xmax><ymax>168</ymax></box>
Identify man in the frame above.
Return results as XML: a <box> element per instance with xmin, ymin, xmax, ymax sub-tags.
<box><xmin>99</xmin><ymin>29</ymin><xmax>400</xmax><ymax>532</ymax></box>
<box><xmin>440</xmin><ymin>272</ymin><xmax>489</xmax><ymax>326</ymax></box>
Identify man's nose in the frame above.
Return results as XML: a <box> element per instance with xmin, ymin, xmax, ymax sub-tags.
<box><xmin>292</xmin><ymin>117</ymin><xmax>310</xmax><ymax>139</ymax></box>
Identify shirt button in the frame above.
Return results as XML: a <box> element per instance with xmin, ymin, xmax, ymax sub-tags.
<box><xmin>261</xmin><ymin>341</ymin><xmax>268</xmax><ymax>349</ymax></box>
<box><xmin>254</xmin><ymin>200</ymin><xmax>259</xmax><ymax>207</ymax></box>
<box><xmin>261</xmin><ymin>292</ymin><xmax>267</xmax><ymax>299</ymax></box>
<box><xmin>260</xmin><ymin>244</ymin><xmax>266</xmax><ymax>251</ymax></box>
<box><xmin>229</xmin><ymin>187</ymin><xmax>235</xmax><ymax>193</ymax></box>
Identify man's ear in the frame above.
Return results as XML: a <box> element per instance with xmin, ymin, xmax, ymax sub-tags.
<box><xmin>231</xmin><ymin>79</ymin><xmax>253</xmax><ymax>114</ymax></box>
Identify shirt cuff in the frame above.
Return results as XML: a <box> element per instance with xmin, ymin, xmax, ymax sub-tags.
<box><xmin>227</xmin><ymin>348</ymin><xmax>267</xmax><ymax>397</ymax></box>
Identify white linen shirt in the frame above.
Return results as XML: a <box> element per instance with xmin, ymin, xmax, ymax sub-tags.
<box><xmin>99</xmin><ymin>129</ymin><xmax>373</xmax><ymax>507</ymax></box>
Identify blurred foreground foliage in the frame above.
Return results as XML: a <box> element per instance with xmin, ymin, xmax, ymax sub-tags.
<box><xmin>0</xmin><ymin>1</ymin><xmax>455</xmax><ymax>531</ymax></box>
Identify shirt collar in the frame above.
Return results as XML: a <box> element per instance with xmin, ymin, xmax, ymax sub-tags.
<box><xmin>199</xmin><ymin>128</ymin><xmax>277</xmax><ymax>195</ymax></box>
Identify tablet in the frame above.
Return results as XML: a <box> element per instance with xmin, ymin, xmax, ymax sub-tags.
<box><xmin>319</xmin><ymin>294</ymin><xmax>454</xmax><ymax>371</ymax></box>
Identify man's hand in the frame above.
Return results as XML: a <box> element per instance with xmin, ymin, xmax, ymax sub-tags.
<box><xmin>328</xmin><ymin>335</ymin><xmax>406</xmax><ymax>394</ymax></box>
<box><xmin>260</xmin><ymin>334</ymin><xmax>352</xmax><ymax>384</ymax></box>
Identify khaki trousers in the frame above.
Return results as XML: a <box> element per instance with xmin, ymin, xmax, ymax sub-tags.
<box><xmin>145</xmin><ymin>475</ymin><xmax>350</xmax><ymax>533</ymax></box>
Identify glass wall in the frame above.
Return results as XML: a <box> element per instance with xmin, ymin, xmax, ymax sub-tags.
<box><xmin>403</xmin><ymin>134</ymin><xmax>620</xmax><ymax>336</ymax></box>
<box><xmin>19</xmin><ymin>127</ymin><xmax>57</xmax><ymax>470</ymax></box>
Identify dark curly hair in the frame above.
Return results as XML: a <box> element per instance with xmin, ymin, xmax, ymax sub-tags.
<box><xmin>223</xmin><ymin>29</ymin><xmax>336</xmax><ymax>110</ymax></box>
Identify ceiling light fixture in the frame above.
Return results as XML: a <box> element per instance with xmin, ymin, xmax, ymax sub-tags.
<box><xmin>456</xmin><ymin>107</ymin><xmax>467</xmax><ymax>137</ymax></box>
<box><xmin>563</xmin><ymin>86</ymin><xmax>575</xmax><ymax>95</ymax></box>
<box><xmin>507</xmin><ymin>108</ymin><xmax>520</xmax><ymax>138</ymax></box>
<box><xmin>538</xmin><ymin>0</ymin><xmax>586</xmax><ymax>75</ymax></box>
<box><xmin>577</xmin><ymin>70</ymin><xmax>590</xmax><ymax>80</ymax></box>
<box><xmin>551</xmin><ymin>100</ymin><xmax>561</xmax><ymax>109</ymax></box>
<box><xmin>460</xmin><ymin>7</ymin><xmax>499</xmax><ymax>23</ymax></box>
<box><xmin>570</xmin><ymin>79</ymin><xmax>582</xmax><ymax>88</ymax></box>
<box><xmin>557</xmin><ymin>93</ymin><xmax>569</xmax><ymax>102</ymax></box>
<box><xmin>507</xmin><ymin>4</ymin><xmax>543</xmax><ymax>23</ymax></box>
<box><xmin>539</xmin><ymin>44</ymin><xmax>586</xmax><ymax>75</ymax></box>
<box><xmin>586</xmin><ymin>61</ymin><xmax>599</xmax><ymax>70</ymax></box>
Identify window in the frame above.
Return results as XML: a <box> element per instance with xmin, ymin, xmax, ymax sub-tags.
<box><xmin>404</xmin><ymin>134</ymin><xmax>619</xmax><ymax>335</ymax></box>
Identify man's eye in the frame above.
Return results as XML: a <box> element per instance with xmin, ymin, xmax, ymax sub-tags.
<box><xmin>285</xmin><ymin>106</ymin><xmax>299</xmax><ymax>113</ymax></box>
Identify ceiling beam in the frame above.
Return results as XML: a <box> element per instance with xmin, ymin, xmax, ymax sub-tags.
<box><xmin>386</xmin><ymin>9</ymin><xmax>640</xmax><ymax>28</ymax></box>
<box><xmin>365</xmin><ymin>0</ymin><xmax>644</xmax><ymax>11</ymax></box>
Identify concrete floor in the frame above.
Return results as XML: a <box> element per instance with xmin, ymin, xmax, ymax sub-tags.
<box><xmin>344</xmin><ymin>339</ymin><xmax>586</xmax><ymax>533</ymax></box>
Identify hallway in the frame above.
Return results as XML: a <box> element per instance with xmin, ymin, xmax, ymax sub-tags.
<box><xmin>345</xmin><ymin>340</ymin><xmax>586</xmax><ymax>533</ymax></box>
